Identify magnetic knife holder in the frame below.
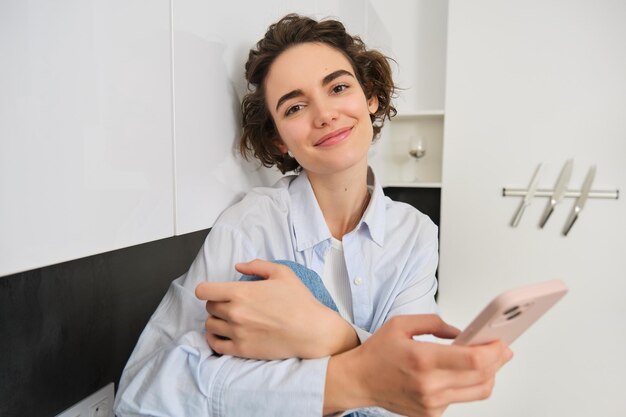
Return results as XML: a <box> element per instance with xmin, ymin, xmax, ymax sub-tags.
<box><xmin>503</xmin><ymin>161</ymin><xmax>619</xmax><ymax>235</ymax></box>
<box><xmin>503</xmin><ymin>181</ymin><xmax>619</xmax><ymax>235</ymax></box>
<box><xmin>502</xmin><ymin>188</ymin><xmax>619</xmax><ymax>199</ymax></box>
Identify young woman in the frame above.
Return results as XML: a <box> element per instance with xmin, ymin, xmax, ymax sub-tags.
<box><xmin>115</xmin><ymin>14</ymin><xmax>511</xmax><ymax>417</ymax></box>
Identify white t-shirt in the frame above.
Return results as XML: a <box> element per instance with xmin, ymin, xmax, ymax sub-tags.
<box><xmin>323</xmin><ymin>237</ymin><xmax>354</xmax><ymax>322</ymax></box>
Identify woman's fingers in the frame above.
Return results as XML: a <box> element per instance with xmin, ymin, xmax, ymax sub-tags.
<box><xmin>429</xmin><ymin>341</ymin><xmax>511</xmax><ymax>371</ymax></box>
<box><xmin>204</xmin><ymin>316</ymin><xmax>234</xmax><ymax>340</ymax></box>
<box><xmin>234</xmin><ymin>259</ymin><xmax>285</xmax><ymax>279</ymax></box>
<box><xmin>388</xmin><ymin>315</ymin><xmax>461</xmax><ymax>340</ymax></box>
<box><xmin>205</xmin><ymin>332</ymin><xmax>237</xmax><ymax>356</ymax></box>
<box><xmin>434</xmin><ymin>377</ymin><xmax>497</xmax><ymax>406</ymax></box>
<box><xmin>205</xmin><ymin>300</ymin><xmax>231</xmax><ymax>320</ymax></box>
<box><xmin>195</xmin><ymin>281</ymin><xmax>240</xmax><ymax>301</ymax></box>
<box><xmin>414</xmin><ymin>360</ymin><xmax>503</xmax><ymax>396</ymax></box>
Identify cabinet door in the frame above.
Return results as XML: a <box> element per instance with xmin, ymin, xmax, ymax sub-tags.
<box><xmin>440</xmin><ymin>1</ymin><xmax>626</xmax><ymax>416</ymax></box>
<box><xmin>0</xmin><ymin>0</ymin><xmax>174</xmax><ymax>277</ymax></box>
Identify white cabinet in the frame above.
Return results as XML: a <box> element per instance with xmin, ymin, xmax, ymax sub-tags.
<box><xmin>368</xmin><ymin>0</ymin><xmax>448</xmax><ymax>188</ymax></box>
<box><xmin>0</xmin><ymin>0</ymin><xmax>174</xmax><ymax>277</ymax></box>
<box><xmin>171</xmin><ymin>0</ymin><xmax>286</xmax><ymax>236</ymax></box>
<box><xmin>439</xmin><ymin>1</ymin><xmax>626</xmax><ymax>416</ymax></box>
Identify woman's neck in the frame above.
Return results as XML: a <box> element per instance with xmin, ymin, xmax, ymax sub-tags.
<box><xmin>306</xmin><ymin>163</ymin><xmax>371</xmax><ymax>241</ymax></box>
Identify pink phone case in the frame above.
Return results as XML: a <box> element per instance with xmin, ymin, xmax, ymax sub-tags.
<box><xmin>453</xmin><ymin>279</ymin><xmax>568</xmax><ymax>346</ymax></box>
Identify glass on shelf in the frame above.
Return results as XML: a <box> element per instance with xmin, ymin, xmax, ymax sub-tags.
<box><xmin>407</xmin><ymin>135</ymin><xmax>426</xmax><ymax>182</ymax></box>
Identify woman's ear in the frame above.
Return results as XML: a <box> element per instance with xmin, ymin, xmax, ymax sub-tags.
<box><xmin>274</xmin><ymin>138</ymin><xmax>288</xmax><ymax>155</ymax></box>
<box><xmin>367</xmin><ymin>95</ymin><xmax>379</xmax><ymax>114</ymax></box>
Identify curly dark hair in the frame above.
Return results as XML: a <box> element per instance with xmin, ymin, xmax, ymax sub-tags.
<box><xmin>240</xmin><ymin>13</ymin><xmax>397</xmax><ymax>173</ymax></box>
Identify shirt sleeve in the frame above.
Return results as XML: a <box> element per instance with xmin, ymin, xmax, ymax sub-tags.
<box><xmin>387</xmin><ymin>217</ymin><xmax>440</xmax><ymax>320</ymax></box>
<box><xmin>345</xmin><ymin>408</ymin><xmax>406</xmax><ymax>417</ymax></box>
<box><xmin>350</xmin><ymin>323</ymin><xmax>372</xmax><ymax>344</ymax></box>
<box><xmin>114</xmin><ymin>224</ymin><xmax>328</xmax><ymax>417</ymax></box>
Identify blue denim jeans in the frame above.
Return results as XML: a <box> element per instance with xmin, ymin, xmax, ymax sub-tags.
<box><xmin>239</xmin><ymin>259</ymin><xmax>339</xmax><ymax>313</ymax></box>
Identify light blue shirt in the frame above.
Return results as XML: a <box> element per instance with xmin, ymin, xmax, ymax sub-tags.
<box><xmin>114</xmin><ymin>170</ymin><xmax>440</xmax><ymax>417</ymax></box>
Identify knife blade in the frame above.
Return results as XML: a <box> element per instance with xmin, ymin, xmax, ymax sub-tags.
<box><xmin>562</xmin><ymin>165</ymin><xmax>596</xmax><ymax>236</ymax></box>
<box><xmin>539</xmin><ymin>159</ymin><xmax>573</xmax><ymax>228</ymax></box>
<box><xmin>511</xmin><ymin>163</ymin><xmax>543</xmax><ymax>227</ymax></box>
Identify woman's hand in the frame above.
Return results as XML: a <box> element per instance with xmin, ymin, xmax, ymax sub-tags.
<box><xmin>324</xmin><ymin>315</ymin><xmax>513</xmax><ymax>417</ymax></box>
<box><xmin>195</xmin><ymin>259</ymin><xmax>359</xmax><ymax>360</ymax></box>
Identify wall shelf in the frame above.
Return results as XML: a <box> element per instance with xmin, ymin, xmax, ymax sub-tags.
<box><xmin>377</xmin><ymin>111</ymin><xmax>445</xmax><ymax>186</ymax></box>
<box><xmin>384</xmin><ymin>181</ymin><xmax>442</xmax><ymax>189</ymax></box>
<box><xmin>393</xmin><ymin>110</ymin><xmax>445</xmax><ymax>120</ymax></box>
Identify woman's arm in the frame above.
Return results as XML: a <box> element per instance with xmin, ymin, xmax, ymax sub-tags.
<box><xmin>115</xmin><ymin>221</ymin><xmax>362</xmax><ymax>416</ymax></box>
<box><xmin>114</xmin><ymin>224</ymin><xmax>336</xmax><ymax>416</ymax></box>
<box><xmin>324</xmin><ymin>315</ymin><xmax>513</xmax><ymax>417</ymax></box>
<box><xmin>114</xmin><ymin>277</ymin><xmax>332</xmax><ymax>417</ymax></box>
<box><xmin>196</xmin><ymin>259</ymin><xmax>360</xmax><ymax>360</ymax></box>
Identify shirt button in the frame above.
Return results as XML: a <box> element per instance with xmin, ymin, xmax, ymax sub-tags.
<box><xmin>354</xmin><ymin>277</ymin><xmax>363</xmax><ymax>285</ymax></box>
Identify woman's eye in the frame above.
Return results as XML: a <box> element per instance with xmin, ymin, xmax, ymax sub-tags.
<box><xmin>285</xmin><ymin>104</ymin><xmax>304</xmax><ymax>116</ymax></box>
<box><xmin>332</xmin><ymin>83</ymin><xmax>349</xmax><ymax>94</ymax></box>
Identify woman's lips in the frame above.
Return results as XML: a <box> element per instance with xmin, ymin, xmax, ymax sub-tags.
<box><xmin>315</xmin><ymin>127</ymin><xmax>353</xmax><ymax>147</ymax></box>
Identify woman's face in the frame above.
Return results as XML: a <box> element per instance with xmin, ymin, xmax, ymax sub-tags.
<box><xmin>264</xmin><ymin>42</ymin><xmax>378</xmax><ymax>177</ymax></box>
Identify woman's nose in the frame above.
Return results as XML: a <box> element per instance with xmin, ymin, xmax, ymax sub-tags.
<box><xmin>312</xmin><ymin>99</ymin><xmax>338</xmax><ymax>128</ymax></box>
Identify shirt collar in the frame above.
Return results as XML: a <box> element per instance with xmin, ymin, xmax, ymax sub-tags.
<box><xmin>288</xmin><ymin>167</ymin><xmax>386</xmax><ymax>252</ymax></box>
<box><xmin>360</xmin><ymin>166</ymin><xmax>386</xmax><ymax>247</ymax></box>
<box><xmin>289</xmin><ymin>172</ymin><xmax>332</xmax><ymax>252</ymax></box>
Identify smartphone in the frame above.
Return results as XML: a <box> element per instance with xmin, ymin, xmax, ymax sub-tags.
<box><xmin>453</xmin><ymin>279</ymin><xmax>568</xmax><ymax>346</ymax></box>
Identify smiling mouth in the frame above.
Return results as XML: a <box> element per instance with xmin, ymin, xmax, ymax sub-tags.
<box><xmin>315</xmin><ymin>127</ymin><xmax>353</xmax><ymax>147</ymax></box>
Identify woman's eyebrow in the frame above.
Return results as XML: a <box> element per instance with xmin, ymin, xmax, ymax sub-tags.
<box><xmin>275</xmin><ymin>69</ymin><xmax>355</xmax><ymax>112</ymax></box>
<box><xmin>276</xmin><ymin>89</ymin><xmax>303</xmax><ymax>112</ymax></box>
<box><xmin>322</xmin><ymin>69</ymin><xmax>354</xmax><ymax>86</ymax></box>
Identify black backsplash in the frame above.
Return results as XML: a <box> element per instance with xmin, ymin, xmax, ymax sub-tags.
<box><xmin>0</xmin><ymin>229</ymin><xmax>209</xmax><ymax>417</ymax></box>
<box><xmin>383</xmin><ymin>186</ymin><xmax>441</xmax><ymax>227</ymax></box>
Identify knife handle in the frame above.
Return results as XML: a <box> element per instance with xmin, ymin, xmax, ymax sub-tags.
<box><xmin>511</xmin><ymin>201</ymin><xmax>527</xmax><ymax>227</ymax></box>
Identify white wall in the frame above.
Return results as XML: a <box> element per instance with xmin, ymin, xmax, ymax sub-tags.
<box><xmin>0</xmin><ymin>0</ymin><xmax>174</xmax><ymax>276</ymax></box>
<box><xmin>369</xmin><ymin>0</ymin><xmax>447</xmax><ymax>113</ymax></box>
<box><xmin>439</xmin><ymin>1</ymin><xmax>626</xmax><ymax>416</ymax></box>
<box><xmin>0</xmin><ymin>1</ymin><xmax>391</xmax><ymax>276</ymax></box>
